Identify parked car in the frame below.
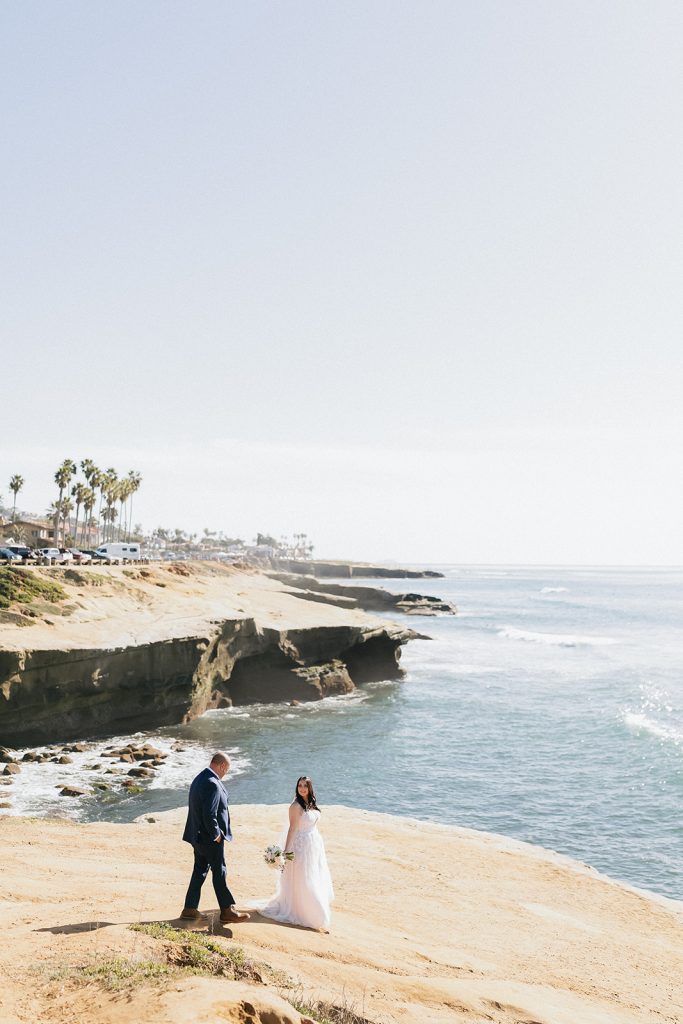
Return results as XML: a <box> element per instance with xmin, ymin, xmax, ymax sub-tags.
<box><xmin>0</xmin><ymin>547</ymin><xmax>22</xmax><ymax>562</ymax></box>
<box><xmin>69</xmin><ymin>549</ymin><xmax>92</xmax><ymax>564</ymax></box>
<box><xmin>6</xmin><ymin>545</ymin><xmax>34</xmax><ymax>561</ymax></box>
<box><xmin>35</xmin><ymin>548</ymin><xmax>73</xmax><ymax>564</ymax></box>
<box><xmin>80</xmin><ymin>549</ymin><xmax>110</xmax><ymax>562</ymax></box>
<box><xmin>33</xmin><ymin>548</ymin><xmax>52</xmax><ymax>563</ymax></box>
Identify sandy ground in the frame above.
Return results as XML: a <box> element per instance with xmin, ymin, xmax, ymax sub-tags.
<box><xmin>1</xmin><ymin>804</ymin><xmax>681</xmax><ymax>1024</ymax></box>
<box><xmin>0</xmin><ymin>563</ymin><xmax>386</xmax><ymax>651</ymax></box>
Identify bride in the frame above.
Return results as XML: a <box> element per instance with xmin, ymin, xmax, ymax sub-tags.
<box><xmin>257</xmin><ymin>776</ymin><xmax>334</xmax><ymax>932</ymax></box>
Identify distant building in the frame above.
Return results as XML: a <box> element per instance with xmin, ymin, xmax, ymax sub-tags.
<box><xmin>2</xmin><ymin>516</ymin><xmax>98</xmax><ymax>547</ymax></box>
<box><xmin>7</xmin><ymin>517</ymin><xmax>57</xmax><ymax>545</ymax></box>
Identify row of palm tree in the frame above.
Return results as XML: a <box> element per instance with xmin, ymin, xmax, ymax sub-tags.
<box><xmin>7</xmin><ymin>469</ymin><xmax>313</xmax><ymax>558</ymax></box>
<box><xmin>47</xmin><ymin>459</ymin><xmax>142</xmax><ymax>546</ymax></box>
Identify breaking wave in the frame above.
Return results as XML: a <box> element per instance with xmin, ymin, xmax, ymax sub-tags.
<box><xmin>622</xmin><ymin>711</ymin><xmax>683</xmax><ymax>748</ymax></box>
<box><xmin>498</xmin><ymin>626</ymin><xmax>618</xmax><ymax>648</ymax></box>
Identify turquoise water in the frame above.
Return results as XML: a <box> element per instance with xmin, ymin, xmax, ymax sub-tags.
<box><xmin>13</xmin><ymin>566</ymin><xmax>683</xmax><ymax>901</ymax></box>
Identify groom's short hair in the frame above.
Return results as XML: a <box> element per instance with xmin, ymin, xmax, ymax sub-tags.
<box><xmin>210</xmin><ymin>752</ymin><xmax>229</xmax><ymax>769</ymax></box>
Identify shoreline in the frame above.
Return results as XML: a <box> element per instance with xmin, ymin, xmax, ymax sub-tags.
<box><xmin>1</xmin><ymin>804</ymin><xmax>681</xmax><ymax>1024</ymax></box>
<box><xmin>4</xmin><ymin>715</ymin><xmax>682</xmax><ymax>912</ymax></box>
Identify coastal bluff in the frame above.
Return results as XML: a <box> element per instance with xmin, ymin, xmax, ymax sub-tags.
<box><xmin>1</xmin><ymin>804</ymin><xmax>681</xmax><ymax>1024</ymax></box>
<box><xmin>0</xmin><ymin>563</ymin><xmax>428</xmax><ymax>746</ymax></box>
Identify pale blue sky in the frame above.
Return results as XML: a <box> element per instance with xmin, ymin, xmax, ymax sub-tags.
<box><xmin>2</xmin><ymin>2</ymin><xmax>682</xmax><ymax>562</ymax></box>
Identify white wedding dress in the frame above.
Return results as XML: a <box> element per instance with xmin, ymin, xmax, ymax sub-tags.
<box><xmin>257</xmin><ymin>809</ymin><xmax>334</xmax><ymax>931</ymax></box>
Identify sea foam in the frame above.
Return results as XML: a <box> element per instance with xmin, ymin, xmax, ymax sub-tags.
<box><xmin>498</xmin><ymin>626</ymin><xmax>618</xmax><ymax>648</ymax></box>
<box><xmin>622</xmin><ymin>712</ymin><xmax>683</xmax><ymax>747</ymax></box>
<box><xmin>5</xmin><ymin>734</ymin><xmax>250</xmax><ymax>819</ymax></box>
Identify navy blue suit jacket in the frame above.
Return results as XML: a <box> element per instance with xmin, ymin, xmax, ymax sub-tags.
<box><xmin>182</xmin><ymin>767</ymin><xmax>232</xmax><ymax>846</ymax></box>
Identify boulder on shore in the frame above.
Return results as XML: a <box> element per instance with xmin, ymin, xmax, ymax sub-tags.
<box><xmin>59</xmin><ymin>785</ymin><xmax>87</xmax><ymax>797</ymax></box>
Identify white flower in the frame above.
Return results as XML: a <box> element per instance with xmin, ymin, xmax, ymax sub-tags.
<box><xmin>264</xmin><ymin>845</ymin><xmax>295</xmax><ymax>870</ymax></box>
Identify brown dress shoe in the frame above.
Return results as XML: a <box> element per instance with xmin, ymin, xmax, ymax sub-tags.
<box><xmin>219</xmin><ymin>906</ymin><xmax>250</xmax><ymax>923</ymax></box>
<box><xmin>180</xmin><ymin>907</ymin><xmax>208</xmax><ymax>921</ymax></box>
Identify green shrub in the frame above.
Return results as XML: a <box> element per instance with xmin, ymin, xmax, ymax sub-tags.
<box><xmin>0</xmin><ymin>568</ymin><xmax>66</xmax><ymax>610</ymax></box>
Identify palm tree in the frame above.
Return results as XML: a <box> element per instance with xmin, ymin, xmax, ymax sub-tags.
<box><xmin>82</xmin><ymin>487</ymin><xmax>96</xmax><ymax>547</ymax></box>
<box><xmin>88</xmin><ymin>468</ymin><xmax>103</xmax><ymax>542</ymax></box>
<box><xmin>48</xmin><ymin>497</ymin><xmax>73</xmax><ymax>546</ymax></box>
<box><xmin>8</xmin><ymin>474</ymin><xmax>24</xmax><ymax>523</ymax></box>
<box><xmin>125</xmin><ymin>470</ymin><xmax>142</xmax><ymax>541</ymax></box>
<box><xmin>101</xmin><ymin>504</ymin><xmax>117</xmax><ymax>540</ymax></box>
<box><xmin>54</xmin><ymin>459</ymin><xmax>76</xmax><ymax>544</ymax></box>
<box><xmin>101</xmin><ymin>469</ymin><xmax>118</xmax><ymax>542</ymax></box>
<box><xmin>80</xmin><ymin>460</ymin><xmax>99</xmax><ymax>534</ymax></box>
<box><xmin>46</xmin><ymin>503</ymin><xmax>59</xmax><ymax>540</ymax></box>
<box><xmin>71</xmin><ymin>482</ymin><xmax>89</xmax><ymax>551</ymax></box>
<box><xmin>84</xmin><ymin>514</ymin><xmax>98</xmax><ymax>544</ymax></box>
<box><xmin>60</xmin><ymin>497</ymin><xmax>74</xmax><ymax>545</ymax></box>
<box><xmin>117</xmin><ymin>479</ymin><xmax>130</xmax><ymax>541</ymax></box>
<box><xmin>80</xmin><ymin>458</ymin><xmax>97</xmax><ymax>487</ymax></box>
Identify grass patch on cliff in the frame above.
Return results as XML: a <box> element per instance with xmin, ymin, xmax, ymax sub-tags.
<box><xmin>33</xmin><ymin>928</ymin><xmax>373</xmax><ymax>1023</ymax></box>
<box><xmin>34</xmin><ymin>956</ymin><xmax>171</xmax><ymax>993</ymax></box>
<box><xmin>35</xmin><ymin>925</ymin><xmax>279</xmax><ymax>997</ymax></box>
<box><xmin>287</xmin><ymin>990</ymin><xmax>377</xmax><ymax>1024</ymax></box>
<box><xmin>129</xmin><ymin>923</ymin><xmax>271</xmax><ymax>982</ymax></box>
<box><xmin>79</xmin><ymin>957</ymin><xmax>171</xmax><ymax>990</ymax></box>
<box><xmin>0</xmin><ymin>567</ymin><xmax>66</xmax><ymax>611</ymax></box>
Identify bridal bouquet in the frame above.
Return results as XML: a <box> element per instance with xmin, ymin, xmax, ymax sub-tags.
<box><xmin>264</xmin><ymin>845</ymin><xmax>294</xmax><ymax>870</ymax></box>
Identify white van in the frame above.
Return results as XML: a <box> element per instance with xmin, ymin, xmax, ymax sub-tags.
<box><xmin>95</xmin><ymin>543</ymin><xmax>142</xmax><ymax>562</ymax></box>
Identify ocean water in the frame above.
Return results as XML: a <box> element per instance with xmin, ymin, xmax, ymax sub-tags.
<box><xmin>7</xmin><ymin>566</ymin><xmax>683</xmax><ymax>902</ymax></box>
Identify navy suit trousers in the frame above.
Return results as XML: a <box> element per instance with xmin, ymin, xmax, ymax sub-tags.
<box><xmin>184</xmin><ymin>838</ymin><xmax>235</xmax><ymax>910</ymax></box>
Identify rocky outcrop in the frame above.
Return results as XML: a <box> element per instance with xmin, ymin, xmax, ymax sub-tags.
<box><xmin>273</xmin><ymin>559</ymin><xmax>443</xmax><ymax>579</ymax></box>
<box><xmin>268</xmin><ymin>572</ymin><xmax>457</xmax><ymax>616</ymax></box>
<box><xmin>0</xmin><ymin>619</ymin><xmax>416</xmax><ymax>747</ymax></box>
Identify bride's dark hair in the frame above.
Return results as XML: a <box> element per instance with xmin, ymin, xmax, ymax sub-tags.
<box><xmin>294</xmin><ymin>775</ymin><xmax>320</xmax><ymax>812</ymax></box>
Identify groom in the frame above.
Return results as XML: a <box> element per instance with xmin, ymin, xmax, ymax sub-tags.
<box><xmin>180</xmin><ymin>752</ymin><xmax>249</xmax><ymax>924</ymax></box>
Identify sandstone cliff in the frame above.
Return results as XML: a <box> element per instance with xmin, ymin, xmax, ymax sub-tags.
<box><xmin>0</xmin><ymin>564</ymin><xmax>418</xmax><ymax>746</ymax></box>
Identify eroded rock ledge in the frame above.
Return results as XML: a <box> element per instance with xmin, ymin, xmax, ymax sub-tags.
<box><xmin>273</xmin><ymin>559</ymin><xmax>444</xmax><ymax>578</ymax></box>
<box><xmin>268</xmin><ymin>572</ymin><xmax>457</xmax><ymax>615</ymax></box>
<box><xmin>0</xmin><ymin>619</ymin><xmax>416</xmax><ymax>747</ymax></box>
